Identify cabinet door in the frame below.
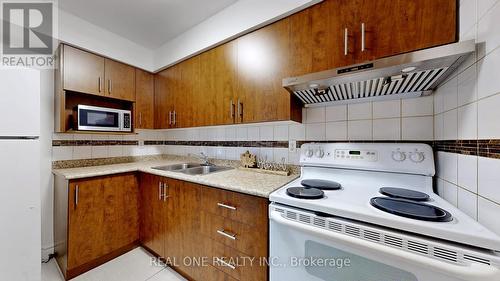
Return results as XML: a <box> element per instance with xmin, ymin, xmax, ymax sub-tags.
<box><xmin>165</xmin><ymin>180</ymin><xmax>201</xmax><ymax>278</ymax></box>
<box><xmin>236</xmin><ymin>19</ymin><xmax>291</xmax><ymax>123</ymax></box>
<box><xmin>63</xmin><ymin>45</ymin><xmax>105</xmax><ymax>96</ymax></box>
<box><xmin>175</xmin><ymin>57</ymin><xmax>199</xmax><ymax>128</ymax></box>
<box><xmin>104</xmin><ymin>59</ymin><xmax>136</xmax><ymax>101</ymax></box>
<box><xmin>135</xmin><ymin>69</ymin><xmax>155</xmax><ymax>129</ymax></box>
<box><xmin>139</xmin><ymin>173</ymin><xmax>165</xmax><ymax>257</ymax></box>
<box><xmin>154</xmin><ymin>66</ymin><xmax>179</xmax><ymax>129</ymax></box>
<box><xmin>102</xmin><ymin>173</ymin><xmax>139</xmax><ymax>252</ymax></box>
<box><xmin>358</xmin><ymin>0</ymin><xmax>457</xmax><ymax>61</ymax></box>
<box><xmin>67</xmin><ymin>178</ymin><xmax>105</xmax><ymax>269</ymax></box>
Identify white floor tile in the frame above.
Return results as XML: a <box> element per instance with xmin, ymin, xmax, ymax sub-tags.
<box><xmin>42</xmin><ymin>248</ymin><xmax>176</xmax><ymax>281</ymax></box>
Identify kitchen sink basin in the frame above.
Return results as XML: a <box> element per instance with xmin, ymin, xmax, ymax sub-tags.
<box><xmin>152</xmin><ymin>163</ymin><xmax>202</xmax><ymax>171</ymax></box>
<box><xmin>152</xmin><ymin>163</ymin><xmax>232</xmax><ymax>175</ymax></box>
<box><xmin>180</xmin><ymin>165</ymin><xmax>233</xmax><ymax>175</ymax></box>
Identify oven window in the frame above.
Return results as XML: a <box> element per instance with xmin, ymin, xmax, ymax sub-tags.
<box><xmin>80</xmin><ymin>109</ymin><xmax>119</xmax><ymax>128</ymax></box>
<box><xmin>303</xmin><ymin>240</ymin><xmax>417</xmax><ymax>281</ymax></box>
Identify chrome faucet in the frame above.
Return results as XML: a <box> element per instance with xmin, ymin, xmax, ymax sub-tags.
<box><xmin>191</xmin><ymin>152</ymin><xmax>212</xmax><ymax>166</ymax></box>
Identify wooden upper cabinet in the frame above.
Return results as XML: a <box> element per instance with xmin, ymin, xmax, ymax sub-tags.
<box><xmin>63</xmin><ymin>45</ymin><xmax>105</xmax><ymax>96</ymax></box>
<box><xmin>104</xmin><ymin>59</ymin><xmax>136</xmax><ymax>101</ymax></box>
<box><xmin>135</xmin><ymin>69</ymin><xmax>155</xmax><ymax>129</ymax></box>
<box><xmin>357</xmin><ymin>0</ymin><xmax>457</xmax><ymax>62</ymax></box>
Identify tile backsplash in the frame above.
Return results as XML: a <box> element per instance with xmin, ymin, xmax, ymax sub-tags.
<box><xmin>434</xmin><ymin>0</ymin><xmax>500</xmax><ymax>236</ymax></box>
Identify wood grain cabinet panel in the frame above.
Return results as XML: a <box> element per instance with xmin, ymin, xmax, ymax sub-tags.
<box><xmin>135</xmin><ymin>69</ymin><xmax>155</xmax><ymax>129</ymax></box>
<box><xmin>62</xmin><ymin>45</ymin><xmax>105</xmax><ymax>96</ymax></box>
<box><xmin>60</xmin><ymin>173</ymin><xmax>140</xmax><ymax>279</ymax></box>
<box><xmin>139</xmin><ymin>173</ymin><xmax>166</xmax><ymax>258</ymax></box>
<box><xmin>104</xmin><ymin>58</ymin><xmax>136</xmax><ymax>101</ymax></box>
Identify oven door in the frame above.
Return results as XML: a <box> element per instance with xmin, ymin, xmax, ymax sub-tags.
<box><xmin>77</xmin><ymin>105</ymin><xmax>122</xmax><ymax>132</ymax></box>
<box><xmin>269</xmin><ymin>204</ymin><xmax>499</xmax><ymax>281</ymax></box>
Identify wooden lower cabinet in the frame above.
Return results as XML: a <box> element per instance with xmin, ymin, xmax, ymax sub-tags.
<box><xmin>139</xmin><ymin>173</ymin><xmax>269</xmax><ymax>281</ymax></box>
<box><xmin>54</xmin><ymin>173</ymin><xmax>140</xmax><ymax>280</ymax></box>
<box><xmin>55</xmin><ymin>172</ymin><xmax>268</xmax><ymax>280</ymax></box>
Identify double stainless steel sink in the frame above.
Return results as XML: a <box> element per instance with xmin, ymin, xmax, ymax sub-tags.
<box><xmin>152</xmin><ymin>162</ymin><xmax>232</xmax><ymax>175</ymax></box>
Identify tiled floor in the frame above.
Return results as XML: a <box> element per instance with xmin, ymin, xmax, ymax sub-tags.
<box><xmin>42</xmin><ymin>247</ymin><xmax>186</xmax><ymax>281</ymax></box>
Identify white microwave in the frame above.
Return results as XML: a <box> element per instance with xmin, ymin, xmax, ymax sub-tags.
<box><xmin>75</xmin><ymin>105</ymin><xmax>132</xmax><ymax>132</ymax></box>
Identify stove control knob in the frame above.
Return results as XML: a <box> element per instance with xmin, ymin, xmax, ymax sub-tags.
<box><xmin>410</xmin><ymin>152</ymin><xmax>425</xmax><ymax>163</ymax></box>
<box><xmin>315</xmin><ymin>149</ymin><xmax>325</xmax><ymax>158</ymax></box>
<box><xmin>392</xmin><ymin>151</ymin><xmax>406</xmax><ymax>162</ymax></box>
<box><xmin>305</xmin><ymin>149</ymin><xmax>314</xmax><ymax>158</ymax></box>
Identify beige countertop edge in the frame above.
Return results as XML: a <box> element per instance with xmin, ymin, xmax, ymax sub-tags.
<box><xmin>52</xmin><ymin>161</ymin><xmax>299</xmax><ymax>198</ymax></box>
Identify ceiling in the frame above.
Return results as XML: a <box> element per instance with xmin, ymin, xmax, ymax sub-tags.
<box><xmin>59</xmin><ymin>0</ymin><xmax>238</xmax><ymax>49</ymax></box>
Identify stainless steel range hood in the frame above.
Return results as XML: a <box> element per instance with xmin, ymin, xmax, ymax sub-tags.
<box><xmin>283</xmin><ymin>40</ymin><xmax>476</xmax><ymax>107</ymax></box>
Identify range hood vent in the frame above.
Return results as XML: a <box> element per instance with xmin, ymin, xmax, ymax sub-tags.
<box><xmin>283</xmin><ymin>40</ymin><xmax>475</xmax><ymax>107</ymax></box>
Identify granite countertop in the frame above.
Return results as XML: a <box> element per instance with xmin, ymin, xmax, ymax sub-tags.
<box><xmin>52</xmin><ymin>158</ymin><xmax>299</xmax><ymax>198</ymax></box>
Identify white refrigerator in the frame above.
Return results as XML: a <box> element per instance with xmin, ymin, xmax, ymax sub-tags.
<box><xmin>0</xmin><ymin>68</ymin><xmax>41</xmax><ymax>280</ymax></box>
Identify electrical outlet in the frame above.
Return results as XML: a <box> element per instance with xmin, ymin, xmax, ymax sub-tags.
<box><xmin>289</xmin><ymin>140</ymin><xmax>297</xmax><ymax>153</ymax></box>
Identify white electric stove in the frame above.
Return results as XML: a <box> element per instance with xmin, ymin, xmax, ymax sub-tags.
<box><xmin>269</xmin><ymin>143</ymin><xmax>500</xmax><ymax>281</ymax></box>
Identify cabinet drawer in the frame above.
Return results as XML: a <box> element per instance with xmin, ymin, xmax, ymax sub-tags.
<box><xmin>200</xmin><ymin>212</ymin><xmax>267</xmax><ymax>257</ymax></box>
<box><xmin>200</xmin><ymin>186</ymin><xmax>268</xmax><ymax>227</ymax></box>
<box><xmin>205</xmin><ymin>239</ymin><xmax>267</xmax><ymax>281</ymax></box>
<box><xmin>201</xmin><ymin>264</ymin><xmax>238</xmax><ymax>281</ymax></box>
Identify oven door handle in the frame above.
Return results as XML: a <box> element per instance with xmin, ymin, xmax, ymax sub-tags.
<box><xmin>270</xmin><ymin>211</ymin><xmax>499</xmax><ymax>280</ymax></box>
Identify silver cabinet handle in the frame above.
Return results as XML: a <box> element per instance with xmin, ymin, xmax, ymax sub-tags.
<box><xmin>158</xmin><ymin>182</ymin><xmax>163</xmax><ymax>200</ymax></box>
<box><xmin>168</xmin><ymin>111</ymin><xmax>172</xmax><ymax>125</ymax></box>
<box><xmin>344</xmin><ymin>28</ymin><xmax>349</xmax><ymax>56</ymax></box>
<box><xmin>237</xmin><ymin>99</ymin><xmax>243</xmax><ymax>120</ymax></box>
<box><xmin>230</xmin><ymin>100</ymin><xmax>235</xmax><ymax>119</ymax></box>
<box><xmin>361</xmin><ymin>23</ymin><xmax>366</xmax><ymax>52</ymax></box>
<box><xmin>75</xmin><ymin>185</ymin><xmax>79</xmax><ymax>206</ymax></box>
<box><xmin>173</xmin><ymin>111</ymin><xmax>177</xmax><ymax>125</ymax></box>
<box><xmin>217</xmin><ymin>202</ymin><xmax>236</xmax><ymax>210</ymax></box>
<box><xmin>163</xmin><ymin>182</ymin><xmax>169</xmax><ymax>201</ymax></box>
<box><xmin>217</xmin><ymin>229</ymin><xmax>236</xmax><ymax>240</ymax></box>
<box><xmin>139</xmin><ymin>112</ymin><xmax>142</xmax><ymax>126</ymax></box>
<box><xmin>98</xmin><ymin>77</ymin><xmax>102</xmax><ymax>92</ymax></box>
<box><xmin>215</xmin><ymin>257</ymin><xmax>235</xmax><ymax>270</ymax></box>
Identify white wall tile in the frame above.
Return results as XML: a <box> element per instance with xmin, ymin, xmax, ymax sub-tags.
<box><xmin>215</xmin><ymin>147</ymin><xmax>225</xmax><ymax>159</ymax></box>
<box><xmin>260</xmin><ymin>148</ymin><xmax>274</xmax><ymax>162</ymax></box>
<box><xmin>402</xmin><ymin>96</ymin><xmax>433</xmax><ymax>117</ymax></box>
<box><xmin>436</xmin><ymin>178</ymin><xmax>446</xmax><ymax>197</ymax></box>
<box><xmin>91</xmin><ymin>146</ymin><xmax>108</xmax><ymax>159</ymax></box>
<box><xmin>52</xmin><ymin>133</ymin><xmax>74</xmax><ymax>140</ymax></box>
<box><xmin>401</xmin><ymin>116</ymin><xmax>434</xmax><ymax>140</ymax></box>
<box><xmin>457</xmin><ymin>103</ymin><xmax>478</xmax><ymax>139</ymax></box>
<box><xmin>325</xmin><ymin>121</ymin><xmax>347</xmax><ymax>140</ymax></box>
<box><xmin>437</xmin><ymin>152</ymin><xmax>458</xmax><ymax>184</ymax></box>
<box><xmin>477</xmin><ymin>48</ymin><xmax>500</xmax><ymax>99</ymax></box>
<box><xmin>247</xmin><ymin>126</ymin><xmax>260</xmax><ymax>141</ymax></box>
<box><xmin>289</xmin><ymin>124</ymin><xmax>305</xmax><ymax>140</ymax></box>
<box><xmin>215</xmin><ymin>127</ymin><xmax>225</xmax><ymax>140</ymax></box>
<box><xmin>273</xmin><ymin>148</ymin><xmax>289</xmax><ymax>163</ymax></box>
<box><xmin>325</xmin><ymin>105</ymin><xmax>347</xmax><ymax>122</ymax></box>
<box><xmin>259</xmin><ymin>126</ymin><xmax>274</xmax><ymax>141</ymax></box>
<box><xmin>478</xmin><ymin>93</ymin><xmax>500</xmax><ymax>139</ymax></box>
<box><xmin>459</xmin><ymin>0</ymin><xmax>477</xmax><ymax>37</ymax></box>
<box><xmin>443</xmin><ymin>109</ymin><xmax>458</xmax><ymax>140</ymax></box>
<box><xmin>273</xmin><ymin>125</ymin><xmax>289</xmax><ymax>141</ymax></box>
<box><xmin>434</xmin><ymin>88</ymin><xmax>445</xmax><ymax>114</ymax></box>
<box><xmin>442</xmin><ymin>77</ymin><xmax>458</xmax><ymax>112</ymax></box>
<box><xmin>372</xmin><ymin>100</ymin><xmax>401</xmax><ymax>119</ymax></box>
<box><xmin>305</xmin><ymin>107</ymin><xmax>325</xmax><ymax>123</ymax></box>
<box><xmin>348</xmin><ymin>103</ymin><xmax>372</xmax><ymax>120</ymax></box>
<box><xmin>477</xmin><ymin>1</ymin><xmax>500</xmax><ymax>58</ymax></box>
<box><xmin>443</xmin><ymin>181</ymin><xmax>458</xmax><ymax>207</ymax></box>
<box><xmin>373</xmin><ymin>118</ymin><xmax>400</xmax><ymax>140</ymax></box>
<box><xmin>305</xmin><ymin>123</ymin><xmax>326</xmax><ymax>141</ymax></box>
<box><xmin>236</xmin><ymin>127</ymin><xmax>247</xmax><ymax>141</ymax></box>
<box><xmin>478</xmin><ymin>197</ymin><xmax>500</xmax><ymax>235</ymax></box>
<box><xmin>73</xmin><ymin>146</ymin><xmax>92</xmax><ymax>160</ymax></box>
<box><xmin>52</xmin><ymin>146</ymin><xmax>73</xmax><ymax>161</ymax></box>
<box><xmin>457</xmin><ymin>154</ymin><xmax>478</xmax><ymax>193</ymax></box>
<box><xmin>224</xmin><ymin>127</ymin><xmax>236</xmax><ymax>141</ymax></box>
<box><xmin>457</xmin><ymin>65</ymin><xmax>478</xmax><ymax>106</ymax></box>
<box><xmin>457</xmin><ymin>187</ymin><xmax>478</xmax><ymax>219</ymax></box>
<box><xmin>434</xmin><ymin>113</ymin><xmax>444</xmax><ymax>140</ymax></box>
<box><xmin>108</xmin><ymin>146</ymin><xmax>123</xmax><ymax>158</ymax></box>
<box><xmin>478</xmin><ymin>156</ymin><xmax>500</xmax><ymax>204</ymax></box>
<box><xmin>477</xmin><ymin>0</ymin><xmax>498</xmax><ymax>19</ymax></box>
<box><xmin>348</xmin><ymin>120</ymin><xmax>372</xmax><ymax>140</ymax></box>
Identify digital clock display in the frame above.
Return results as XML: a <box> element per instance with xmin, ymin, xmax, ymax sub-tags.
<box><xmin>349</xmin><ymin>151</ymin><xmax>361</xmax><ymax>155</ymax></box>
